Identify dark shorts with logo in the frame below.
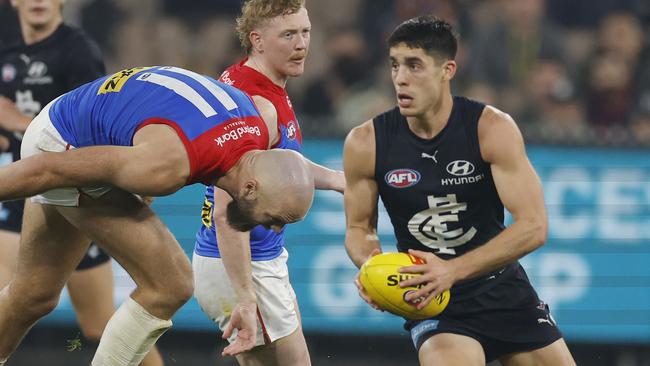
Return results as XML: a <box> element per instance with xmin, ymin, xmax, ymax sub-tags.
<box><xmin>405</xmin><ymin>263</ymin><xmax>563</xmax><ymax>362</ymax></box>
<box><xmin>0</xmin><ymin>203</ymin><xmax>109</xmax><ymax>271</ymax></box>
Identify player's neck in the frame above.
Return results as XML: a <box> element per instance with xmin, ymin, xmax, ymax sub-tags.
<box><xmin>215</xmin><ymin>150</ymin><xmax>258</xmax><ymax>198</ymax></box>
<box><xmin>20</xmin><ymin>19</ymin><xmax>62</xmax><ymax>45</ymax></box>
<box><xmin>407</xmin><ymin>92</ymin><xmax>453</xmax><ymax>140</ymax></box>
<box><xmin>244</xmin><ymin>56</ymin><xmax>288</xmax><ymax>88</ymax></box>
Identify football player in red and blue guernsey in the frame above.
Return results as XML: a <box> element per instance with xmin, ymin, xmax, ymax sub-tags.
<box><xmin>0</xmin><ymin>65</ymin><xmax>315</xmax><ymax>366</ymax></box>
<box><xmin>193</xmin><ymin>1</ymin><xmax>344</xmax><ymax>364</ymax></box>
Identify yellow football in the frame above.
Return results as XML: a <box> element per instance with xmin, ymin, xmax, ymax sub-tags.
<box><xmin>359</xmin><ymin>252</ymin><xmax>450</xmax><ymax>320</ymax></box>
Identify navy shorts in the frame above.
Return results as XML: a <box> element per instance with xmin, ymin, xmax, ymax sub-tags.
<box><xmin>406</xmin><ymin>263</ymin><xmax>563</xmax><ymax>362</ymax></box>
<box><xmin>0</xmin><ymin>199</ymin><xmax>24</xmax><ymax>232</ymax></box>
<box><xmin>75</xmin><ymin>243</ymin><xmax>111</xmax><ymax>270</ymax></box>
<box><xmin>0</xmin><ymin>201</ymin><xmax>110</xmax><ymax>271</ymax></box>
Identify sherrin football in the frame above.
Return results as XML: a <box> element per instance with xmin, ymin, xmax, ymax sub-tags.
<box><xmin>359</xmin><ymin>252</ymin><xmax>450</xmax><ymax>320</ymax></box>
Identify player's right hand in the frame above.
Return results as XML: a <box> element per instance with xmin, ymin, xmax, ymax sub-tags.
<box><xmin>355</xmin><ymin>248</ymin><xmax>384</xmax><ymax>312</ymax></box>
<box><xmin>221</xmin><ymin>300</ymin><xmax>258</xmax><ymax>356</ymax></box>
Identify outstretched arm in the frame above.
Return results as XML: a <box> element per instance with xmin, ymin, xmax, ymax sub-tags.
<box><xmin>309</xmin><ymin>160</ymin><xmax>345</xmax><ymax>193</ymax></box>
<box><xmin>0</xmin><ymin>124</ymin><xmax>189</xmax><ymax>201</ymax></box>
<box><xmin>211</xmin><ymin>187</ymin><xmax>258</xmax><ymax>355</ymax></box>
<box><xmin>343</xmin><ymin>121</ymin><xmax>382</xmax><ymax>267</ymax></box>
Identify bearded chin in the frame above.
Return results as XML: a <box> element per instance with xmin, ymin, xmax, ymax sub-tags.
<box><xmin>226</xmin><ymin>200</ymin><xmax>258</xmax><ymax>232</ymax></box>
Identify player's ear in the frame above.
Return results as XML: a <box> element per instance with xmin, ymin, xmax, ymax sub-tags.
<box><xmin>250</xmin><ymin>30</ymin><xmax>263</xmax><ymax>53</ymax></box>
<box><xmin>241</xmin><ymin>180</ymin><xmax>258</xmax><ymax>201</ymax></box>
<box><xmin>442</xmin><ymin>60</ymin><xmax>457</xmax><ymax>81</ymax></box>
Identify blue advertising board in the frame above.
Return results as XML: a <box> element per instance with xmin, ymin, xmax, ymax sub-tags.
<box><xmin>43</xmin><ymin>141</ymin><xmax>650</xmax><ymax>343</ymax></box>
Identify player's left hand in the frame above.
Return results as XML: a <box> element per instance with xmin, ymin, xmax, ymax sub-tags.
<box><xmin>221</xmin><ymin>301</ymin><xmax>258</xmax><ymax>356</ymax></box>
<box><xmin>398</xmin><ymin>249</ymin><xmax>458</xmax><ymax>309</ymax></box>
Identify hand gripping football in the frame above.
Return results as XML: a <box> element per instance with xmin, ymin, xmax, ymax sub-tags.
<box><xmin>359</xmin><ymin>252</ymin><xmax>450</xmax><ymax>320</ymax></box>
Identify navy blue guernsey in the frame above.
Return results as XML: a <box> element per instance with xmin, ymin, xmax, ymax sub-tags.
<box><xmin>374</xmin><ymin>97</ymin><xmax>506</xmax><ymax>262</ymax></box>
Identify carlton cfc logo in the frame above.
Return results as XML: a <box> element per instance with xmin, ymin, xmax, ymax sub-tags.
<box><xmin>385</xmin><ymin>169</ymin><xmax>420</xmax><ymax>188</ymax></box>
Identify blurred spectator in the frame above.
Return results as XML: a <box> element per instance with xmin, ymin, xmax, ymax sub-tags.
<box><xmin>359</xmin><ymin>0</ymin><xmax>470</xmax><ymax>70</ymax></box>
<box><xmin>464</xmin><ymin>82</ymin><xmax>499</xmax><ymax>107</ymax></box>
<box><xmin>597</xmin><ymin>12</ymin><xmax>645</xmax><ymax>65</ymax></box>
<box><xmin>300</xmin><ymin>29</ymin><xmax>370</xmax><ymax>117</ymax></box>
<box><xmin>0</xmin><ymin>0</ymin><xmax>20</xmax><ymax>48</ymax></box>
<box><xmin>546</xmin><ymin>0</ymin><xmax>645</xmax><ymax>28</ymax></box>
<box><xmin>151</xmin><ymin>17</ymin><xmax>193</xmax><ymax>68</ymax></box>
<box><xmin>192</xmin><ymin>17</ymin><xmax>241</xmax><ymax>76</ymax></box>
<box><xmin>585</xmin><ymin>52</ymin><xmax>635</xmax><ymax>129</ymax></box>
<box><xmin>108</xmin><ymin>18</ymin><xmax>157</xmax><ymax>70</ymax></box>
<box><xmin>80</xmin><ymin>0</ymin><xmax>123</xmax><ymax>54</ymax></box>
<box><xmin>578</xmin><ymin>12</ymin><xmax>648</xmax><ymax>136</ymax></box>
<box><xmin>469</xmin><ymin>0</ymin><xmax>566</xmax><ymax>89</ymax></box>
<box><xmin>469</xmin><ymin>0</ymin><xmax>567</xmax><ymax>124</ymax></box>
<box><xmin>630</xmin><ymin>107</ymin><xmax>650</xmax><ymax>145</ymax></box>
<box><xmin>65</xmin><ymin>0</ymin><xmax>648</xmax><ymax>146</ymax></box>
<box><xmin>162</xmin><ymin>0</ymin><xmax>240</xmax><ymax>21</ymax></box>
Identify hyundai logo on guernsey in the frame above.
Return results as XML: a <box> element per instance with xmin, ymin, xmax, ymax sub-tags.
<box><xmin>446</xmin><ymin>160</ymin><xmax>475</xmax><ymax>176</ymax></box>
<box><xmin>442</xmin><ymin>160</ymin><xmax>484</xmax><ymax>186</ymax></box>
<box><xmin>385</xmin><ymin>169</ymin><xmax>421</xmax><ymax>188</ymax></box>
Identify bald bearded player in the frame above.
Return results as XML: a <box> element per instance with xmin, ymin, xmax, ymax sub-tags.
<box><xmin>0</xmin><ymin>65</ymin><xmax>315</xmax><ymax>366</ymax></box>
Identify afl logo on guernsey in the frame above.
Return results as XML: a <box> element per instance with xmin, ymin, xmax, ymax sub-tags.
<box><xmin>2</xmin><ymin>64</ymin><xmax>16</xmax><ymax>82</ymax></box>
<box><xmin>385</xmin><ymin>169</ymin><xmax>420</xmax><ymax>188</ymax></box>
<box><xmin>286</xmin><ymin>121</ymin><xmax>297</xmax><ymax>140</ymax></box>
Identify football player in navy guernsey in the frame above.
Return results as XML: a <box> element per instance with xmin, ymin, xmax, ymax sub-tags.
<box><xmin>343</xmin><ymin>16</ymin><xmax>576</xmax><ymax>366</ymax></box>
<box><xmin>0</xmin><ymin>0</ymin><xmax>162</xmax><ymax>364</ymax></box>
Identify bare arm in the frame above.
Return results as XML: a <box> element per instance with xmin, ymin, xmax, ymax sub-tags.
<box><xmin>251</xmin><ymin>95</ymin><xmax>279</xmax><ymax>148</ymax></box>
<box><xmin>0</xmin><ymin>124</ymin><xmax>189</xmax><ymax>201</ymax></box>
<box><xmin>212</xmin><ymin>187</ymin><xmax>258</xmax><ymax>355</ymax></box>
<box><xmin>452</xmin><ymin>106</ymin><xmax>547</xmax><ymax>278</ymax></box>
<box><xmin>309</xmin><ymin>160</ymin><xmax>345</xmax><ymax>193</ymax></box>
<box><xmin>343</xmin><ymin>120</ymin><xmax>381</xmax><ymax>268</ymax></box>
<box><xmin>212</xmin><ymin>187</ymin><xmax>257</xmax><ymax>303</ymax></box>
<box><xmin>0</xmin><ymin>96</ymin><xmax>34</xmax><ymax>133</ymax></box>
<box><xmin>400</xmin><ymin>107</ymin><xmax>548</xmax><ymax>307</ymax></box>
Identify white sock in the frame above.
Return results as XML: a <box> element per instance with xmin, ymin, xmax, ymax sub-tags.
<box><xmin>0</xmin><ymin>357</ymin><xmax>7</xmax><ymax>365</ymax></box>
<box><xmin>91</xmin><ymin>297</ymin><xmax>172</xmax><ymax>366</ymax></box>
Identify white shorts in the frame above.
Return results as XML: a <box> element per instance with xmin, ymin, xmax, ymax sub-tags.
<box><xmin>21</xmin><ymin>99</ymin><xmax>111</xmax><ymax>206</ymax></box>
<box><xmin>192</xmin><ymin>248</ymin><xmax>299</xmax><ymax>346</ymax></box>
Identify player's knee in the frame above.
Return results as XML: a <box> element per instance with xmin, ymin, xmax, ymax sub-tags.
<box><xmin>158</xmin><ymin>263</ymin><xmax>193</xmax><ymax>309</ymax></box>
<box><xmin>169</xmin><ymin>278</ymin><xmax>194</xmax><ymax>308</ymax></box>
<box><xmin>18</xmin><ymin>288</ymin><xmax>60</xmax><ymax>318</ymax></box>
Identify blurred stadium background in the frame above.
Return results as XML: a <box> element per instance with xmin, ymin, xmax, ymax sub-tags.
<box><xmin>1</xmin><ymin>0</ymin><xmax>650</xmax><ymax>365</ymax></box>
